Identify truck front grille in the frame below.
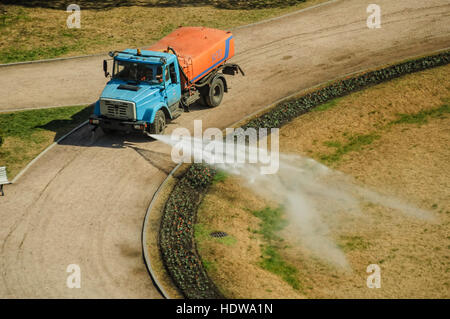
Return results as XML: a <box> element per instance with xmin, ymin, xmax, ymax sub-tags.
<box><xmin>100</xmin><ymin>99</ymin><xmax>136</xmax><ymax>120</ymax></box>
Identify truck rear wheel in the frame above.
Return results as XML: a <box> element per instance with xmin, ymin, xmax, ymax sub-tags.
<box><xmin>205</xmin><ymin>77</ymin><xmax>224</xmax><ymax>107</ymax></box>
<box><xmin>149</xmin><ymin>109</ymin><xmax>166</xmax><ymax>135</ymax></box>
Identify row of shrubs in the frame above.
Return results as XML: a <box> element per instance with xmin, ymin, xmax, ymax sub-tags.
<box><xmin>4</xmin><ymin>0</ymin><xmax>305</xmax><ymax>10</ymax></box>
<box><xmin>215</xmin><ymin>0</ymin><xmax>306</xmax><ymax>9</ymax></box>
<box><xmin>158</xmin><ymin>50</ymin><xmax>450</xmax><ymax>299</ymax></box>
<box><xmin>242</xmin><ymin>51</ymin><xmax>450</xmax><ymax>130</ymax></box>
<box><xmin>159</xmin><ymin>164</ymin><xmax>223</xmax><ymax>299</ymax></box>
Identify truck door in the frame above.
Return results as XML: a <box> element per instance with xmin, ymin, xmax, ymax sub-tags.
<box><xmin>165</xmin><ymin>63</ymin><xmax>181</xmax><ymax>109</ymax></box>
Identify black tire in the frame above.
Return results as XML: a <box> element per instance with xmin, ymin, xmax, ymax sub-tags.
<box><xmin>205</xmin><ymin>77</ymin><xmax>224</xmax><ymax>107</ymax></box>
<box><xmin>149</xmin><ymin>109</ymin><xmax>166</xmax><ymax>135</ymax></box>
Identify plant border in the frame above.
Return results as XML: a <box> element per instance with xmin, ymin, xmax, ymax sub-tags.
<box><xmin>159</xmin><ymin>164</ymin><xmax>223</xmax><ymax>299</ymax></box>
<box><xmin>158</xmin><ymin>50</ymin><xmax>450</xmax><ymax>299</ymax></box>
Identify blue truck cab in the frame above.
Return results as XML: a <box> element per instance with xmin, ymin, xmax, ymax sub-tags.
<box><xmin>89</xmin><ymin>49</ymin><xmax>184</xmax><ymax>135</ymax></box>
<box><xmin>89</xmin><ymin>28</ymin><xmax>244</xmax><ymax>136</ymax></box>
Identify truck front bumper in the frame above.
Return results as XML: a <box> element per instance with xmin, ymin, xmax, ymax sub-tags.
<box><xmin>89</xmin><ymin>116</ymin><xmax>148</xmax><ymax>132</ymax></box>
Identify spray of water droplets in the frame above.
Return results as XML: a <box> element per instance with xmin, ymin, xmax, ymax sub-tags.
<box><xmin>152</xmin><ymin>134</ymin><xmax>435</xmax><ymax>268</ymax></box>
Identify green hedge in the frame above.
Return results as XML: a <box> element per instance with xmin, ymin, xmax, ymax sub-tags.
<box><xmin>3</xmin><ymin>0</ymin><xmax>305</xmax><ymax>10</ymax></box>
<box><xmin>159</xmin><ymin>164</ymin><xmax>223</xmax><ymax>299</ymax></box>
<box><xmin>215</xmin><ymin>0</ymin><xmax>306</xmax><ymax>9</ymax></box>
<box><xmin>158</xmin><ymin>50</ymin><xmax>450</xmax><ymax>299</ymax></box>
<box><xmin>242</xmin><ymin>51</ymin><xmax>450</xmax><ymax>130</ymax></box>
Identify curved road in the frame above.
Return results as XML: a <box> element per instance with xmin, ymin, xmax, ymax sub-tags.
<box><xmin>0</xmin><ymin>0</ymin><xmax>449</xmax><ymax>298</ymax></box>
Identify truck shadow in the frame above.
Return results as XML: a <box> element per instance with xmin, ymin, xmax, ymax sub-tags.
<box><xmin>56</xmin><ymin>123</ymin><xmax>160</xmax><ymax>149</ymax></box>
<box><xmin>179</xmin><ymin>100</ymin><xmax>211</xmax><ymax>113</ymax></box>
<box><xmin>126</xmin><ymin>144</ymin><xmax>177</xmax><ymax>174</ymax></box>
<box><xmin>36</xmin><ymin>101</ymin><xmax>211</xmax><ymax>150</ymax></box>
<box><xmin>36</xmin><ymin>104</ymin><xmax>94</xmax><ymax>141</ymax></box>
<box><xmin>34</xmin><ymin>104</ymin><xmax>153</xmax><ymax>149</ymax></box>
<box><xmin>53</xmin><ymin>121</ymin><xmax>177</xmax><ymax>173</ymax></box>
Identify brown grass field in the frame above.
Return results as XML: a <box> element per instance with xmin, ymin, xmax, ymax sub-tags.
<box><xmin>195</xmin><ymin>64</ymin><xmax>450</xmax><ymax>298</ymax></box>
<box><xmin>0</xmin><ymin>0</ymin><xmax>325</xmax><ymax>63</ymax></box>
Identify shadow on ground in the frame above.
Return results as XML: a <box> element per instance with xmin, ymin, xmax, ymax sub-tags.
<box><xmin>127</xmin><ymin>144</ymin><xmax>177</xmax><ymax>174</ymax></box>
<box><xmin>0</xmin><ymin>0</ymin><xmax>305</xmax><ymax>10</ymax></box>
<box><xmin>38</xmin><ymin>98</ymin><xmax>208</xmax><ymax>146</ymax></box>
<box><xmin>36</xmin><ymin>104</ymin><xmax>95</xmax><ymax>141</ymax></box>
<box><xmin>53</xmin><ymin>120</ymin><xmax>177</xmax><ymax>174</ymax></box>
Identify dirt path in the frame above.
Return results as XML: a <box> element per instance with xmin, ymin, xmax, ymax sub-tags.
<box><xmin>0</xmin><ymin>0</ymin><xmax>448</xmax><ymax>298</ymax></box>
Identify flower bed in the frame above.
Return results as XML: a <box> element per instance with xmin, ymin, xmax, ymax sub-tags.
<box><xmin>158</xmin><ymin>50</ymin><xmax>450</xmax><ymax>299</ymax></box>
<box><xmin>159</xmin><ymin>164</ymin><xmax>223</xmax><ymax>299</ymax></box>
<box><xmin>242</xmin><ymin>51</ymin><xmax>450</xmax><ymax>130</ymax></box>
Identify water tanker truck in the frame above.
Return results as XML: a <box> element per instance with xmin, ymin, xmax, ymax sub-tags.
<box><xmin>89</xmin><ymin>26</ymin><xmax>244</xmax><ymax>135</ymax></box>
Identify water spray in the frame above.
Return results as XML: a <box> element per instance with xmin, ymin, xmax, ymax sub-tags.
<box><xmin>151</xmin><ymin>133</ymin><xmax>435</xmax><ymax>268</ymax></box>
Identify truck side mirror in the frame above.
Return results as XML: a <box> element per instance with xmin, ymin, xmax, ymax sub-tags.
<box><xmin>103</xmin><ymin>60</ymin><xmax>110</xmax><ymax>78</ymax></box>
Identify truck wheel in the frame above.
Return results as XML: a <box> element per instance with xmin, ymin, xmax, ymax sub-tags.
<box><xmin>149</xmin><ymin>110</ymin><xmax>166</xmax><ymax>135</ymax></box>
<box><xmin>205</xmin><ymin>77</ymin><xmax>224</xmax><ymax>107</ymax></box>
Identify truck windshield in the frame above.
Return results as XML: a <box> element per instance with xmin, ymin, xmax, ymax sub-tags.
<box><xmin>113</xmin><ymin>60</ymin><xmax>163</xmax><ymax>85</ymax></box>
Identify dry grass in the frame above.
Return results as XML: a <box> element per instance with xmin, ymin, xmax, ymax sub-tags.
<box><xmin>197</xmin><ymin>177</ymin><xmax>304</xmax><ymax>298</ymax></box>
<box><xmin>196</xmin><ymin>64</ymin><xmax>450</xmax><ymax>298</ymax></box>
<box><xmin>0</xmin><ymin>104</ymin><xmax>92</xmax><ymax>179</ymax></box>
<box><xmin>0</xmin><ymin>134</ymin><xmax>52</xmax><ymax>178</ymax></box>
<box><xmin>0</xmin><ymin>0</ymin><xmax>326</xmax><ymax>63</ymax></box>
<box><xmin>283</xmin><ymin>64</ymin><xmax>450</xmax><ymax>165</ymax></box>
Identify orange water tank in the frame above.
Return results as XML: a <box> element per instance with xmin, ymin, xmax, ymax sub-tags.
<box><xmin>146</xmin><ymin>26</ymin><xmax>235</xmax><ymax>88</ymax></box>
